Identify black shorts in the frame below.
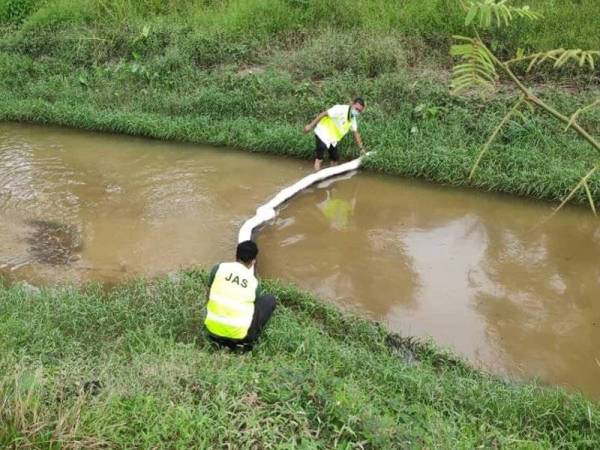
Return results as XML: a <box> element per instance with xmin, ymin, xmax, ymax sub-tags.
<box><xmin>315</xmin><ymin>135</ymin><xmax>338</xmax><ymax>162</ymax></box>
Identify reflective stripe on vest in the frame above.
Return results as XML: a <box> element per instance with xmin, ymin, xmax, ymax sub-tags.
<box><xmin>317</xmin><ymin>115</ymin><xmax>352</xmax><ymax>143</ymax></box>
<box><xmin>205</xmin><ymin>262</ymin><xmax>258</xmax><ymax>339</ymax></box>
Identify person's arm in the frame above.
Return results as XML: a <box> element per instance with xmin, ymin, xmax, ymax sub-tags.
<box><xmin>353</xmin><ymin>131</ymin><xmax>366</xmax><ymax>154</ymax></box>
<box><xmin>207</xmin><ymin>264</ymin><xmax>219</xmax><ymax>292</ymax></box>
<box><xmin>255</xmin><ymin>279</ymin><xmax>263</xmax><ymax>300</ymax></box>
<box><xmin>304</xmin><ymin>111</ymin><xmax>328</xmax><ymax>133</ymax></box>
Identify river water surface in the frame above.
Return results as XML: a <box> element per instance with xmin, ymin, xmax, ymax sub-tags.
<box><xmin>0</xmin><ymin>123</ymin><xmax>307</xmax><ymax>282</ymax></box>
<box><xmin>1</xmin><ymin>123</ymin><xmax>599</xmax><ymax>398</ymax></box>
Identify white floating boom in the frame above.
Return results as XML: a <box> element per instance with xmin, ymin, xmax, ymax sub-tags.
<box><xmin>238</xmin><ymin>153</ymin><xmax>371</xmax><ymax>243</ymax></box>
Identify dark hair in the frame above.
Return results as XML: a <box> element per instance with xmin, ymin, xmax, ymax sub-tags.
<box><xmin>236</xmin><ymin>240</ymin><xmax>258</xmax><ymax>263</ymax></box>
<box><xmin>353</xmin><ymin>97</ymin><xmax>365</xmax><ymax>107</ymax></box>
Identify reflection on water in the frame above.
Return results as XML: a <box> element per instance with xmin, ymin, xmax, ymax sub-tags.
<box><xmin>258</xmin><ymin>174</ymin><xmax>600</xmax><ymax>398</ymax></box>
<box><xmin>2</xmin><ymin>122</ymin><xmax>599</xmax><ymax>399</ymax></box>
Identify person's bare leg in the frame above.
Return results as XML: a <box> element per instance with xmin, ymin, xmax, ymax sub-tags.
<box><xmin>314</xmin><ymin>159</ymin><xmax>323</xmax><ymax>171</ymax></box>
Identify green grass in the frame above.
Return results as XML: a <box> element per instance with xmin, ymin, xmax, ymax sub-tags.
<box><xmin>2</xmin><ymin>0</ymin><xmax>599</xmax><ymax>51</ymax></box>
<box><xmin>1</xmin><ymin>271</ymin><xmax>599</xmax><ymax>448</ymax></box>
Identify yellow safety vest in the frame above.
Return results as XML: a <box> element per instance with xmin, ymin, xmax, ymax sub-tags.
<box><xmin>321</xmin><ymin>197</ymin><xmax>353</xmax><ymax>229</ymax></box>
<box><xmin>317</xmin><ymin>112</ymin><xmax>352</xmax><ymax>144</ymax></box>
<box><xmin>205</xmin><ymin>262</ymin><xmax>258</xmax><ymax>339</ymax></box>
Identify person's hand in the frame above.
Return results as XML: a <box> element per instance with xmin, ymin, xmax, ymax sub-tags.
<box><xmin>303</xmin><ymin>125</ymin><xmax>312</xmax><ymax>134</ymax></box>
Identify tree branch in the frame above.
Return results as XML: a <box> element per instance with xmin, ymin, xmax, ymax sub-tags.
<box><xmin>479</xmin><ymin>42</ymin><xmax>600</xmax><ymax>155</ymax></box>
<box><xmin>469</xmin><ymin>95</ymin><xmax>526</xmax><ymax>181</ymax></box>
<box><xmin>565</xmin><ymin>98</ymin><xmax>600</xmax><ymax>132</ymax></box>
<box><xmin>546</xmin><ymin>165</ymin><xmax>600</xmax><ymax>220</ymax></box>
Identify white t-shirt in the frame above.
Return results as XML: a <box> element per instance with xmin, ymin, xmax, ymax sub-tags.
<box><xmin>314</xmin><ymin>104</ymin><xmax>358</xmax><ymax>148</ymax></box>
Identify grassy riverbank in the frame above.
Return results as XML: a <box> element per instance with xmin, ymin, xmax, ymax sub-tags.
<box><xmin>1</xmin><ymin>271</ymin><xmax>599</xmax><ymax>448</ymax></box>
<box><xmin>0</xmin><ymin>0</ymin><xmax>599</xmax><ymax>204</ymax></box>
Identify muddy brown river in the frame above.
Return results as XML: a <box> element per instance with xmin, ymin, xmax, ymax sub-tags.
<box><xmin>1</xmin><ymin>123</ymin><xmax>599</xmax><ymax>398</ymax></box>
<box><xmin>0</xmin><ymin>123</ymin><xmax>307</xmax><ymax>283</ymax></box>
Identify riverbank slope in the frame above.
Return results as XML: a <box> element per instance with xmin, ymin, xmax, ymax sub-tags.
<box><xmin>1</xmin><ymin>0</ymin><xmax>599</xmax><ymax>204</ymax></box>
<box><xmin>1</xmin><ymin>271</ymin><xmax>599</xmax><ymax>447</ymax></box>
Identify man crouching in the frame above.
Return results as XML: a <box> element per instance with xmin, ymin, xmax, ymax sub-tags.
<box><xmin>205</xmin><ymin>241</ymin><xmax>276</xmax><ymax>347</ymax></box>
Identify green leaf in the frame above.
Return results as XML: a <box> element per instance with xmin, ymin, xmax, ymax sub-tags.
<box><xmin>463</xmin><ymin>0</ymin><xmax>540</xmax><ymax>28</ymax></box>
<box><xmin>465</xmin><ymin>5</ymin><xmax>478</xmax><ymax>26</ymax></box>
<box><xmin>450</xmin><ymin>43</ymin><xmax>478</xmax><ymax>56</ymax></box>
<box><xmin>492</xmin><ymin>5</ymin><xmax>502</xmax><ymax>28</ymax></box>
<box><xmin>481</xmin><ymin>4</ymin><xmax>491</xmax><ymax>27</ymax></box>
<box><xmin>453</xmin><ymin>35</ymin><xmax>475</xmax><ymax>42</ymax></box>
<box><xmin>586</xmin><ymin>53</ymin><xmax>596</xmax><ymax>70</ymax></box>
<box><xmin>450</xmin><ymin>38</ymin><xmax>497</xmax><ymax>95</ymax></box>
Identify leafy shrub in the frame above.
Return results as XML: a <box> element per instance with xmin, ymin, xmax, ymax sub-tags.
<box><xmin>277</xmin><ymin>30</ymin><xmax>410</xmax><ymax>79</ymax></box>
<box><xmin>0</xmin><ymin>0</ymin><xmax>43</xmax><ymax>24</ymax></box>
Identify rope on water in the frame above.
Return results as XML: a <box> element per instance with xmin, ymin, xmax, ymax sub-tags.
<box><xmin>238</xmin><ymin>153</ymin><xmax>371</xmax><ymax>243</ymax></box>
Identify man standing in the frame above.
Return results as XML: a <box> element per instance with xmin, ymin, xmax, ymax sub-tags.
<box><xmin>205</xmin><ymin>241</ymin><xmax>276</xmax><ymax>347</ymax></box>
<box><xmin>303</xmin><ymin>97</ymin><xmax>367</xmax><ymax>171</ymax></box>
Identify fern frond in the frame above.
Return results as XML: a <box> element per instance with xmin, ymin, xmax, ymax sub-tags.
<box><xmin>541</xmin><ymin>49</ymin><xmax>598</xmax><ymax>71</ymax></box>
<box><xmin>506</xmin><ymin>49</ymin><xmax>600</xmax><ymax>72</ymax></box>
<box><xmin>450</xmin><ymin>37</ymin><xmax>497</xmax><ymax>94</ymax></box>
<box><xmin>464</xmin><ymin>0</ymin><xmax>541</xmax><ymax>28</ymax></box>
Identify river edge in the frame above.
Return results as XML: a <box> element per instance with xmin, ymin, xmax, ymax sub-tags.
<box><xmin>1</xmin><ymin>270</ymin><xmax>599</xmax><ymax>447</ymax></box>
<box><xmin>0</xmin><ymin>85</ymin><xmax>600</xmax><ymax>207</ymax></box>
<box><xmin>1</xmin><ymin>81</ymin><xmax>600</xmax><ymax>210</ymax></box>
